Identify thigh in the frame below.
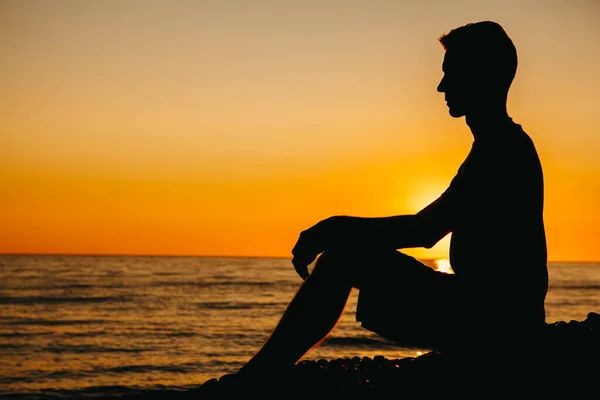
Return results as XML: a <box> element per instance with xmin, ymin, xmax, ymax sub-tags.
<box><xmin>352</xmin><ymin>250</ymin><xmax>453</xmax><ymax>293</ymax></box>
<box><xmin>354</xmin><ymin>251</ymin><xmax>462</xmax><ymax>349</ymax></box>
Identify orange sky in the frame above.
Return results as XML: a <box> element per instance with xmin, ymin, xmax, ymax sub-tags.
<box><xmin>1</xmin><ymin>0</ymin><xmax>599</xmax><ymax>261</ymax></box>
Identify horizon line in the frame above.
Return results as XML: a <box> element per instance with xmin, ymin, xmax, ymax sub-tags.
<box><xmin>0</xmin><ymin>252</ymin><xmax>598</xmax><ymax>263</ymax></box>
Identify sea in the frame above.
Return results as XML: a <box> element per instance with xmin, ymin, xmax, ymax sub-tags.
<box><xmin>1</xmin><ymin>255</ymin><xmax>599</xmax><ymax>398</ymax></box>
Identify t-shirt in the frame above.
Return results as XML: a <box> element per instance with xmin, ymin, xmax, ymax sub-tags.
<box><xmin>417</xmin><ymin>120</ymin><xmax>548</xmax><ymax>324</ymax></box>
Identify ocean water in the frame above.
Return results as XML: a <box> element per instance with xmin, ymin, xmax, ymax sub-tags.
<box><xmin>1</xmin><ymin>255</ymin><xmax>599</xmax><ymax>398</ymax></box>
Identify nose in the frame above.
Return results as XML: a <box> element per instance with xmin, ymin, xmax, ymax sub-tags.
<box><xmin>437</xmin><ymin>75</ymin><xmax>445</xmax><ymax>93</ymax></box>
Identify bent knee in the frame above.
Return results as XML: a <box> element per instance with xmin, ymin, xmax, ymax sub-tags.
<box><xmin>312</xmin><ymin>249</ymin><xmax>399</xmax><ymax>287</ymax></box>
<box><xmin>311</xmin><ymin>250</ymin><xmax>361</xmax><ymax>284</ymax></box>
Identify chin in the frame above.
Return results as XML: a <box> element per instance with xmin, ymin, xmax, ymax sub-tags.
<box><xmin>448</xmin><ymin>105</ymin><xmax>466</xmax><ymax>118</ymax></box>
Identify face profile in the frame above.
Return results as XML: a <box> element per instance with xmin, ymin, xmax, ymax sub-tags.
<box><xmin>437</xmin><ymin>48</ymin><xmax>505</xmax><ymax>119</ymax></box>
<box><xmin>437</xmin><ymin>50</ymin><xmax>472</xmax><ymax>118</ymax></box>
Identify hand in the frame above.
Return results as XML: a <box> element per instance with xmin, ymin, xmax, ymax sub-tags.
<box><xmin>291</xmin><ymin>216</ymin><xmax>344</xmax><ymax>280</ymax></box>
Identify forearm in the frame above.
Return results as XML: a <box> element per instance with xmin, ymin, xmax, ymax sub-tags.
<box><xmin>332</xmin><ymin>214</ymin><xmax>430</xmax><ymax>250</ymax></box>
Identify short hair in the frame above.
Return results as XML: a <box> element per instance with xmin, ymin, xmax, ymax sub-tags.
<box><xmin>439</xmin><ymin>21</ymin><xmax>518</xmax><ymax>91</ymax></box>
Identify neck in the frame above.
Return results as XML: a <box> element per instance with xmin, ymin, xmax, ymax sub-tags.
<box><xmin>465</xmin><ymin>103</ymin><xmax>512</xmax><ymax>141</ymax></box>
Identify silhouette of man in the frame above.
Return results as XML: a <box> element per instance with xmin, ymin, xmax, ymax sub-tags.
<box><xmin>238</xmin><ymin>21</ymin><xmax>548</xmax><ymax>375</ymax></box>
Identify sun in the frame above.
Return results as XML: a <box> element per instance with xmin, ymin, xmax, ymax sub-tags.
<box><xmin>405</xmin><ymin>182</ymin><xmax>447</xmax><ymax>214</ymax></box>
<box><xmin>433</xmin><ymin>258</ymin><xmax>454</xmax><ymax>274</ymax></box>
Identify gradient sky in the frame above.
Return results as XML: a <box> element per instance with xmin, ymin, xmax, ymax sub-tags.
<box><xmin>1</xmin><ymin>0</ymin><xmax>599</xmax><ymax>260</ymax></box>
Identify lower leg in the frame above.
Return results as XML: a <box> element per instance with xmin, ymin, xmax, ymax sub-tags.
<box><xmin>237</xmin><ymin>254</ymin><xmax>352</xmax><ymax>374</ymax></box>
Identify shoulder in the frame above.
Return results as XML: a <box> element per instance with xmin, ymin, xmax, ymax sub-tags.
<box><xmin>513</xmin><ymin>127</ymin><xmax>544</xmax><ymax>174</ymax></box>
<box><xmin>512</xmin><ymin>124</ymin><xmax>540</xmax><ymax>155</ymax></box>
<box><xmin>493</xmin><ymin>124</ymin><xmax>542</xmax><ymax>168</ymax></box>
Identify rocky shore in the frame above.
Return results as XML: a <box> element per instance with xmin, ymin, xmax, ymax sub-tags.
<box><xmin>190</xmin><ymin>312</ymin><xmax>600</xmax><ymax>398</ymax></box>
<box><xmin>118</xmin><ymin>312</ymin><xmax>599</xmax><ymax>399</ymax></box>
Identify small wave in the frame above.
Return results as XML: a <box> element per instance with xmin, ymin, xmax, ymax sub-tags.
<box><xmin>0</xmin><ymin>343</ymin><xmax>30</xmax><ymax>349</ymax></box>
<box><xmin>2</xmin><ymin>283</ymin><xmax>132</xmax><ymax>292</ymax></box>
<box><xmin>0</xmin><ymin>384</ymin><xmax>204</xmax><ymax>400</ymax></box>
<box><xmin>56</xmin><ymin>330</ymin><xmax>108</xmax><ymax>338</ymax></box>
<box><xmin>0</xmin><ymin>332</ymin><xmax>53</xmax><ymax>338</ymax></box>
<box><xmin>322</xmin><ymin>336</ymin><xmax>406</xmax><ymax>349</ymax></box>
<box><xmin>163</xmin><ymin>331</ymin><xmax>197</xmax><ymax>338</ymax></box>
<box><xmin>199</xmin><ymin>332</ymin><xmax>261</xmax><ymax>340</ymax></box>
<box><xmin>77</xmin><ymin>361</ymin><xmax>210</xmax><ymax>377</ymax></box>
<box><xmin>550</xmin><ymin>284</ymin><xmax>600</xmax><ymax>290</ymax></box>
<box><xmin>151</xmin><ymin>271</ymin><xmax>181</xmax><ymax>276</ymax></box>
<box><xmin>0</xmin><ymin>295</ymin><xmax>131</xmax><ymax>305</ymax></box>
<box><xmin>196</xmin><ymin>301</ymin><xmax>283</xmax><ymax>310</ymax></box>
<box><xmin>2</xmin><ymin>318</ymin><xmax>113</xmax><ymax>326</ymax></box>
<box><xmin>545</xmin><ymin>299</ymin><xmax>600</xmax><ymax>306</ymax></box>
<box><xmin>81</xmin><ymin>330</ymin><xmax>199</xmax><ymax>339</ymax></box>
<box><xmin>2</xmin><ymin>363</ymin><xmax>204</xmax><ymax>388</ymax></box>
<box><xmin>1</xmin><ymin>283</ymin><xmax>96</xmax><ymax>291</ymax></box>
<box><xmin>100</xmin><ymin>364</ymin><xmax>192</xmax><ymax>374</ymax></box>
<box><xmin>44</xmin><ymin>344</ymin><xmax>148</xmax><ymax>354</ymax></box>
<box><xmin>148</xmin><ymin>280</ymin><xmax>294</xmax><ymax>289</ymax></box>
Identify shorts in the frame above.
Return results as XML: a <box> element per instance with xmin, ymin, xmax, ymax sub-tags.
<box><xmin>354</xmin><ymin>251</ymin><xmax>463</xmax><ymax>350</ymax></box>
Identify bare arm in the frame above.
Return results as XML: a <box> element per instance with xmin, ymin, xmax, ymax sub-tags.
<box><xmin>327</xmin><ymin>184</ymin><xmax>456</xmax><ymax>250</ymax></box>
<box><xmin>291</xmin><ymin>188</ymin><xmax>454</xmax><ymax>278</ymax></box>
<box><xmin>328</xmin><ymin>213</ymin><xmax>448</xmax><ymax>251</ymax></box>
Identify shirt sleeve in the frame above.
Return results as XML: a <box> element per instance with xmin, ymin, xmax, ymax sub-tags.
<box><xmin>415</xmin><ymin>165</ymin><xmax>463</xmax><ymax>247</ymax></box>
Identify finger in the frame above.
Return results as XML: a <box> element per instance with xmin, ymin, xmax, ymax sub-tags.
<box><xmin>292</xmin><ymin>256</ymin><xmax>309</xmax><ymax>280</ymax></box>
<box><xmin>291</xmin><ymin>232</ymin><xmax>309</xmax><ymax>279</ymax></box>
<box><xmin>292</xmin><ymin>257</ymin><xmax>308</xmax><ymax>280</ymax></box>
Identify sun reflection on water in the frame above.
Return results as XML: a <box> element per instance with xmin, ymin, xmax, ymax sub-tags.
<box><xmin>433</xmin><ymin>258</ymin><xmax>454</xmax><ymax>274</ymax></box>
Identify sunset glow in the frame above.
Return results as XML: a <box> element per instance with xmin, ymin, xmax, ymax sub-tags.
<box><xmin>1</xmin><ymin>0</ymin><xmax>599</xmax><ymax>261</ymax></box>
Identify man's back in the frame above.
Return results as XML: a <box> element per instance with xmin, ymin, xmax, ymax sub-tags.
<box><xmin>421</xmin><ymin>120</ymin><xmax>548</xmax><ymax>326</ymax></box>
<box><xmin>458</xmin><ymin>121</ymin><xmax>548</xmax><ymax>335</ymax></box>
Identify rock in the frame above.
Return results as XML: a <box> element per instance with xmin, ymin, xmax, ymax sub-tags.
<box><xmin>587</xmin><ymin>312</ymin><xmax>600</xmax><ymax>327</ymax></box>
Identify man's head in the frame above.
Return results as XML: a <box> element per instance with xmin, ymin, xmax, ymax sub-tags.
<box><xmin>437</xmin><ymin>21</ymin><xmax>518</xmax><ymax>118</ymax></box>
